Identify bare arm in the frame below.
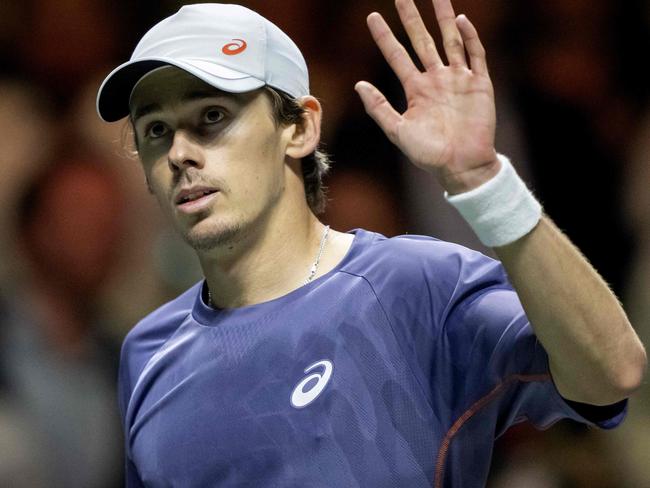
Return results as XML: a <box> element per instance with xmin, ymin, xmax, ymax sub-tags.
<box><xmin>494</xmin><ymin>216</ymin><xmax>646</xmax><ymax>405</ymax></box>
<box><xmin>356</xmin><ymin>0</ymin><xmax>646</xmax><ymax>405</ymax></box>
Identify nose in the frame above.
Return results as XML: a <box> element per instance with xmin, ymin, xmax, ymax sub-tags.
<box><xmin>167</xmin><ymin>129</ymin><xmax>204</xmax><ymax>171</ymax></box>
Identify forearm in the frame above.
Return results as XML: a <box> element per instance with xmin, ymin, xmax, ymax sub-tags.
<box><xmin>494</xmin><ymin>215</ymin><xmax>647</xmax><ymax>405</ymax></box>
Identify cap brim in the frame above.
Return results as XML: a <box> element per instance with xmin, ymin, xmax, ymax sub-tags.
<box><xmin>96</xmin><ymin>57</ymin><xmax>265</xmax><ymax>122</ymax></box>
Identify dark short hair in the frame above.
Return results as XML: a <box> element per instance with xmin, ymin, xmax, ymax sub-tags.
<box><xmin>262</xmin><ymin>86</ymin><xmax>331</xmax><ymax>215</ymax></box>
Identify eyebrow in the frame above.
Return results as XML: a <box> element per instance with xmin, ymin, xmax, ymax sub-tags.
<box><xmin>131</xmin><ymin>89</ymin><xmax>236</xmax><ymax>123</ymax></box>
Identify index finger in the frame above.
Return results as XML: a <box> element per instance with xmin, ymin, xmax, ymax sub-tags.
<box><xmin>367</xmin><ymin>12</ymin><xmax>421</xmax><ymax>85</ymax></box>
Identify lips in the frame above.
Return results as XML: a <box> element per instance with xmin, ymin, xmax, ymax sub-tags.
<box><xmin>174</xmin><ymin>186</ymin><xmax>218</xmax><ymax>205</ymax></box>
<box><xmin>173</xmin><ymin>186</ymin><xmax>220</xmax><ymax>214</ymax></box>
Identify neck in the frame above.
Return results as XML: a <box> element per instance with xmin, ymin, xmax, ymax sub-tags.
<box><xmin>197</xmin><ymin>199</ymin><xmax>328</xmax><ymax>309</ymax></box>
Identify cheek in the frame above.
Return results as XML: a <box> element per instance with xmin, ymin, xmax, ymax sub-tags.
<box><xmin>141</xmin><ymin>161</ymin><xmax>172</xmax><ymax>204</ymax></box>
<box><xmin>217</xmin><ymin>134</ymin><xmax>281</xmax><ymax>193</ymax></box>
<box><xmin>237</xmin><ymin>146</ymin><xmax>284</xmax><ymax>203</ymax></box>
<box><xmin>249</xmin><ymin>128</ymin><xmax>287</xmax><ymax>182</ymax></box>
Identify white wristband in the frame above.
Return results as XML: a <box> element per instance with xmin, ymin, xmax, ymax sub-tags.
<box><xmin>444</xmin><ymin>154</ymin><xmax>542</xmax><ymax>247</ymax></box>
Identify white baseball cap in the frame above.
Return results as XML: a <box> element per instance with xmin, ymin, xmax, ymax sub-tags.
<box><xmin>96</xmin><ymin>3</ymin><xmax>309</xmax><ymax>122</ymax></box>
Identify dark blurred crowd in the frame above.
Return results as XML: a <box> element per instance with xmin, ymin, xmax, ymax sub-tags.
<box><xmin>0</xmin><ymin>0</ymin><xmax>648</xmax><ymax>486</ymax></box>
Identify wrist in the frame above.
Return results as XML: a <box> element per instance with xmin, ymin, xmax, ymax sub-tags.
<box><xmin>439</xmin><ymin>156</ymin><xmax>502</xmax><ymax>196</ymax></box>
<box><xmin>444</xmin><ymin>153</ymin><xmax>543</xmax><ymax>247</ymax></box>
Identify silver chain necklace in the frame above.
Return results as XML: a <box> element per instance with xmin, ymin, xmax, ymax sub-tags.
<box><xmin>305</xmin><ymin>224</ymin><xmax>330</xmax><ymax>285</ymax></box>
<box><xmin>207</xmin><ymin>225</ymin><xmax>330</xmax><ymax>308</ymax></box>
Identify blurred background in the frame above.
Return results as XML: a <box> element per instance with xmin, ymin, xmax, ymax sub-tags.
<box><xmin>0</xmin><ymin>0</ymin><xmax>648</xmax><ymax>486</ymax></box>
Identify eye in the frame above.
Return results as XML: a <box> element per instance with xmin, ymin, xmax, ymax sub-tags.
<box><xmin>203</xmin><ymin>108</ymin><xmax>225</xmax><ymax>124</ymax></box>
<box><xmin>145</xmin><ymin>122</ymin><xmax>169</xmax><ymax>139</ymax></box>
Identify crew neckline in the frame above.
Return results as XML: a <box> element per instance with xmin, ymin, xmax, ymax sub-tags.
<box><xmin>192</xmin><ymin>228</ymin><xmax>374</xmax><ymax>325</ymax></box>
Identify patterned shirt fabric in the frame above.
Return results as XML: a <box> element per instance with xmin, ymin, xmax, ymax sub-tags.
<box><xmin>119</xmin><ymin>228</ymin><xmax>626</xmax><ymax>487</ymax></box>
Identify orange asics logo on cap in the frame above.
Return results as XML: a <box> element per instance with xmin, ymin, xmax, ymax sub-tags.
<box><xmin>222</xmin><ymin>39</ymin><xmax>247</xmax><ymax>55</ymax></box>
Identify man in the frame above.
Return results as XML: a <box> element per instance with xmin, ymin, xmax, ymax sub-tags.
<box><xmin>96</xmin><ymin>1</ymin><xmax>646</xmax><ymax>486</ymax></box>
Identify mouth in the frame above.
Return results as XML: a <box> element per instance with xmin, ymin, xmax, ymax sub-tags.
<box><xmin>174</xmin><ymin>187</ymin><xmax>220</xmax><ymax>213</ymax></box>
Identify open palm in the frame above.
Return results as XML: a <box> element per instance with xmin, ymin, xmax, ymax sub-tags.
<box><xmin>355</xmin><ymin>0</ymin><xmax>498</xmax><ymax>194</ymax></box>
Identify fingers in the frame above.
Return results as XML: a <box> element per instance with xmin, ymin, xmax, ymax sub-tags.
<box><xmin>367</xmin><ymin>0</ymin><xmax>488</xmax><ymax>78</ymax></box>
<box><xmin>456</xmin><ymin>14</ymin><xmax>488</xmax><ymax>75</ymax></box>
<box><xmin>395</xmin><ymin>0</ymin><xmax>442</xmax><ymax>70</ymax></box>
<box><xmin>367</xmin><ymin>12</ymin><xmax>420</xmax><ymax>85</ymax></box>
<box><xmin>431</xmin><ymin>0</ymin><xmax>466</xmax><ymax>68</ymax></box>
<box><xmin>354</xmin><ymin>81</ymin><xmax>401</xmax><ymax>144</ymax></box>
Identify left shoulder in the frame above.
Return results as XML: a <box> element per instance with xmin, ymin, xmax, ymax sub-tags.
<box><xmin>344</xmin><ymin>229</ymin><xmax>501</xmax><ymax>284</ymax></box>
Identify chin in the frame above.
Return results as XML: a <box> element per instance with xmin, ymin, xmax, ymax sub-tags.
<box><xmin>179</xmin><ymin>219</ymin><xmax>245</xmax><ymax>251</ymax></box>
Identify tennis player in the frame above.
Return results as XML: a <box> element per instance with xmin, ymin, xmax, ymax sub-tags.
<box><xmin>96</xmin><ymin>1</ymin><xmax>646</xmax><ymax>486</ymax></box>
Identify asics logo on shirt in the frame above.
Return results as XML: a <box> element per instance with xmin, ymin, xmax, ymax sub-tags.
<box><xmin>290</xmin><ymin>360</ymin><xmax>333</xmax><ymax>409</ymax></box>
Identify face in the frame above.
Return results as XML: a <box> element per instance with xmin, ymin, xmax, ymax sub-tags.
<box><xmin>130</xmin><ymin>67</ymin><xmax>295</xmax><ymax>251</ymax></box>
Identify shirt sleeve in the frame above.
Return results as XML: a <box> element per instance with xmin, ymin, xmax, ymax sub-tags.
<box><xmin>436</xmin><ymin>249</ymin><xmax>627</xmax><ymax>435</ymax></box>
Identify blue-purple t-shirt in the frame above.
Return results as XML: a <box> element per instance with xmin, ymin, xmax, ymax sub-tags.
<box><xmin>119</xmin><ymin>229</ymin><xmax>626</xmax><ymax>487</ymax></box>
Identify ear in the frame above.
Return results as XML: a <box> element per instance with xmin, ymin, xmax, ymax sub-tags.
<box><xmin>285</xmin><ymin>96</ymin><xmax>322</xmax><ymax>159</ymax></box>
